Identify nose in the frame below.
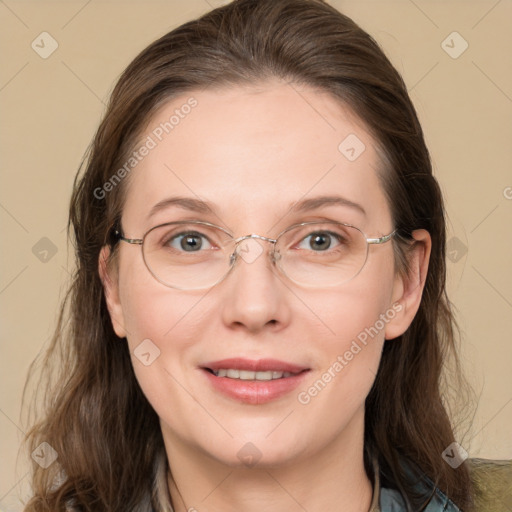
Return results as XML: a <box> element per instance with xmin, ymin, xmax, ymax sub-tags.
<box><xmin>219</xmin><ymin>236</ymin><xmax>291</xmax><ymax>333</ymax></box>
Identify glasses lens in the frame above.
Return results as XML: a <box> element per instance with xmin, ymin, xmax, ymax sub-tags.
<box><xmin>141</xmin><ymin>221</ymin><xmax>370</xmax><ymax>290</ymax></box>
<box><xmin>142</xmin><ymin>222</ymin><xmax>233</xmax><ymax>289</ymax></box>
<box><xmin>276</xmin><ymin>222</ymin><xmax>368</xmax><ymax>287</ymax></box>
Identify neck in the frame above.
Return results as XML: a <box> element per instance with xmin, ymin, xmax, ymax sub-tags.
<box><xmin>163</xmin><ymin>411</ymin><xmax>374</xmax><ymax>512</ymax></box>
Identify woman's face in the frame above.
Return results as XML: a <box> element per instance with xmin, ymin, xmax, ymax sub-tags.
<box><xmin>101</xmin><ymin>81</ymin><xmax>427</xmax><ymax>468</ymax></box>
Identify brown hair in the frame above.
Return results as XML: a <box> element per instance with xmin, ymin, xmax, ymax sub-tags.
<box><xmin>21</xmin><ymin>0</ymin><xmax>475</xmax><ymax>510</ymax></box>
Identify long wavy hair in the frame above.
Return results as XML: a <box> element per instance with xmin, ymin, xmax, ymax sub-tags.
<box><xmin>21</xmin><ymin>0</ymin><xmax>475</xmax><ymax>510</ymax></box>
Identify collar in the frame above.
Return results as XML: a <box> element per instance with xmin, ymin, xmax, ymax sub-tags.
<box><xmin>369</xmin><ymin>455</ymin><xmax>462</xmax><ymax>512</ymax></box>
<box><xmin>369</xmin><ymin>455</ymin><xmax>380</xmax><ymax>511</ymax></box>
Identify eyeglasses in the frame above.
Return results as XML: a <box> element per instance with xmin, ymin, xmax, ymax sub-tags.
<box><xmin>114</xmin><ymin>220</ymin><xmax>395</xmax><ymax>290</ymax></box>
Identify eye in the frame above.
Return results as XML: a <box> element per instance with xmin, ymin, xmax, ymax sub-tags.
<box><xmin>164</xmin><ymin>231</ymin><xmax>214</xmax><ymax>252</ymax></box>
<box><xmin>296</xmin><ymin>231</ymin><xmax>345</xmax><ymax>251</ymax></box>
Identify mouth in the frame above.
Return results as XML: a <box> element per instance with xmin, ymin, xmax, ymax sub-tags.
<box><xmin>200</xmin><ymin>358</ymin><xmax>310</xmax><ymax>404</ymax></box>
<box><xmin>204</xmin><ymin>368</ymin><xmax>301</xmax><ymax>380</ymax></box>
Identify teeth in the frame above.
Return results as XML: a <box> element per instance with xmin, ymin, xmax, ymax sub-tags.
<box><xmin>212</xmin><ymin>369</ymin><xmax>296</xmax><ymax>380</ymax></box>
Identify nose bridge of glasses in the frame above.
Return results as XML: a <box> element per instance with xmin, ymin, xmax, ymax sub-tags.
<box><xmin>233</xmin><ymin>233</ymin><xmax>277</xmax><ymax>246</ymax></box>
<box><xmin>229</xmin><ymin>233</ymin><xmax>279</xmax><ymax>266</ymax></box>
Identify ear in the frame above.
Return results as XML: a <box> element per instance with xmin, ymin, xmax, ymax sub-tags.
<box><xmin>98</xmin><ymin>245</ymin><xmax>127</xmax><ymax>339</ymax></box>
<box><xmin>384</xmin><ymin>229</ymin><xmax>432</xmax><ymax>340</ymax></box>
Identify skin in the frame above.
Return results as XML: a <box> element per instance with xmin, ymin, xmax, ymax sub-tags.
<box><xmin>99</xmin><ymin>80</ymin><xmax>431</xmax><ymax>512</ymax></box>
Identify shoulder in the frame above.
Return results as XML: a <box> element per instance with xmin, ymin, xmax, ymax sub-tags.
<box><xmin>379</xmin><ymin>485</ymin><xmax>462</xmax><ymax>512</ymax></box>
<box><xmin>378</xmin><ymin>457</ymin><xmax>512</xmax><ymax>512</ymax></box>
<box><xmin>466</xmin><ymin>457</ymin><xmax>512</xmax><ymax>511</ymax></box>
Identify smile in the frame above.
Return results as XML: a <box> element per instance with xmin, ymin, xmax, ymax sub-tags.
<box><xmin>200</xmin><ymin>358</ymin><xmax>310</xmax><ymax>404</ymax></box>
<box><xmin>209</xmin><ymin>369</ymin><xmax>298</xmax><ymax>380</ymax></box>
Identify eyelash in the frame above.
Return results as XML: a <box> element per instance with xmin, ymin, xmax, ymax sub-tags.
<box><xmin>162</xmin><ymin>230</ymin><xmax>347</xmax><ymax>253</ymax></box>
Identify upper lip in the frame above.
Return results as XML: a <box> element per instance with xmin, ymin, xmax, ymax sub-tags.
<box><xmin>202</xmin><ymin>358</ymin><xmax>309</xmax><ymax>373</ymax></box>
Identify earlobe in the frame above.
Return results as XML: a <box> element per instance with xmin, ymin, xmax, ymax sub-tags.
<box><xmin>384</xmin><ymin>229</ymin><xmax>432</xmax><ymax>340</ymax></box>
<box><xmin>98</xmin><ymin>246</ymin><xmax>127</xmax><ymax>339</ymax></box>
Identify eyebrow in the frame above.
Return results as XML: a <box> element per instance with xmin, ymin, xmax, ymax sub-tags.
<box><xmin>147</xmin><ymin>194</ymin><xmax>366</xmax><ymax>220</ymax></box>
<box><xmin>289</xmin><ymin>195</ymin><xmax>366</xmax><ymax>217</ymax></box>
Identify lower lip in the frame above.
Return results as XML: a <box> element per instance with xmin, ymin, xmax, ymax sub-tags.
<box><xmin>201</xmin><ymin>368</ymin><xmax>310</xmax><ymax>405</ymax></box>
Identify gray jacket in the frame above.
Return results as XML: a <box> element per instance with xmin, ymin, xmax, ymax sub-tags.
<box><xmin>370</xmin><ymin>457</ymin><xmax>512</xmax><ymax>511</ymax></box>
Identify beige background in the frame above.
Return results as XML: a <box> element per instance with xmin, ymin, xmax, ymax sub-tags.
<box><xmin>1</xmin><ymin>0</ymin><xmax>511</xmax><ymax>509</ymax></box>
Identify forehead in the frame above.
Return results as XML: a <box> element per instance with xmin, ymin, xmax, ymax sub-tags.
<box><xmin>121</xmin><ymin>81</ymin><xmax>391</xmax><ymax>235</ymax></box>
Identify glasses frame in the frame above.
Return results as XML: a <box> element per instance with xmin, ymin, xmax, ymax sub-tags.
<box><xmin>114</xmin><ymin>220</ymin><xmax>396</xmax><ymax>290</ymax></box>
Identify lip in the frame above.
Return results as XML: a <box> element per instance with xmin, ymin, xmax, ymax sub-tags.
<box><xmin>200</xmin><ymin>358</ymin><xmax>310</xmax><ymax>405</ymax></box>
<box><xmin>202</xmin><ymin>358</ymin><xmax>309</xmax><ymax>373</ymax></box>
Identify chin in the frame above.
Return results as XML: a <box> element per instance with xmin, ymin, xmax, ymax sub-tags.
<box><xmin>202</xmin><ymin>432</ymin><xmax>307</xmax><ymax>470</ymax></box>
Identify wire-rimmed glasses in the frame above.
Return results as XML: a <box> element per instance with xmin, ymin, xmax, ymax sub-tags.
<box><xmin>114</xmin><ymin>220</ymin><xmax>396</xmax><ymax>290</ymax></box>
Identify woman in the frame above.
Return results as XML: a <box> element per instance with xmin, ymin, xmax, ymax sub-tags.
<box><xmin>21</xmin><ymin>0</ymin><xmax>511</xmax><ymax>511</ymax></box>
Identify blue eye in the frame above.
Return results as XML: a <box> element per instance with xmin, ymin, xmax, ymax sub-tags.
<box><xmin>297</xmin><ymin>231</ymin><xmax>344</xmax><ymax>251</ymax></box>
<box><xmin>166</xmin><ymin>231</ymin><xmax>213</xmax><ymax>252</ymax></box>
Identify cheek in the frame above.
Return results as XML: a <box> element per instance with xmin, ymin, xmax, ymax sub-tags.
<box><xmin>317</xmin><ymin>263</ymin><xmax>395</xmax><ymax>348</ymax></box>
<box><xmin>116</xmin><ymin>252</ymin><xmax>206</xmax><ymax>368</ymax></box>
<box><xmin>319</xmin><ymin>287</ymin><xmax>389</xmax><ymax>375</ymax></box>
<box><xmin>116</xmin><ymin>269</ymin><xmax>208</xmax><ymax>422</ymax></box>
<box><xmin>299</xmin><ymin>260</ymin><xmax>396</xmax><ymax>399</ymax></box>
